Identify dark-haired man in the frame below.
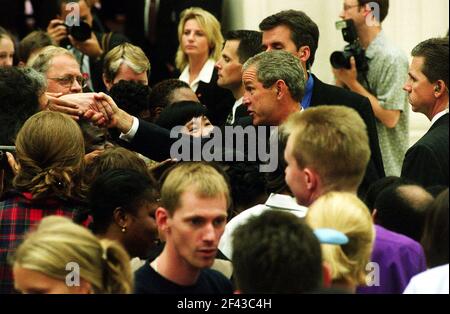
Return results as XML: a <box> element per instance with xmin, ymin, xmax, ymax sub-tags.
<box><xmin>259</xmin><ymin>9</ymin><xmax>384</xmax><ymax>196</ymax></box>
<box><xmin>215</xmin><ymin>30</ymin><xmax>264</xmax><ymax>125</ymax></box>
<box><xmin>401</xmin><ymin>37</ymin><xmax>449</xmax><ymax>187</ymax></box>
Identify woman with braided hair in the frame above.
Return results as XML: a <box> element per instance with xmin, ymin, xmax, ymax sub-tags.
<box><xmin>0</xmin><ymin>111</ymin><xmax>90</xmax><ymax>294</ymax></box>
<box><xmin>11</xmin><ymin>215</ymin><xmax>132</xmax><ymax>294</ymax></box>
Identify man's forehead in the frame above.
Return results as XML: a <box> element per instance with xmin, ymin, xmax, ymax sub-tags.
<box><xmin>48</xmin><ymin>55</ymin><xmax>80</xmax><ymax>73</ymax></box>
<box><xmin>262</xmin><ymin>25</ymin><xmax>292</xmax><ymax>42</ymax></box>
<box><xmin>410</xmin><ymin>56</ymin><xmax>426</xmax><ymax>75</ymax></box>
<box><xmin>243</xmin><ymin>66</ymin><xmax>258</xmax><ymax>83</ymax></box>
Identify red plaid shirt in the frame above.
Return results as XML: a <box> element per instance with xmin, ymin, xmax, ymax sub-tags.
<box><xmin>0</xmin><ymin>191</ymin><xmax>90</xmax><ymax>294</ymax></box>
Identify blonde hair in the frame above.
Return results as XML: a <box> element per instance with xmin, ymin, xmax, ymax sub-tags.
<box><xmin>175</xmin><ymin>7</ymin><xmax>223</xmax><ymax>71</ymax></box>
<box><xmin>11</xmin><ymin>216</ymin><xmax>133</xmax><ymax>293</ymax></box>
<box><xmin>103</xmin><ymin>43</ymin><xmax>150</xmax><ymax>83</ymax></box>
<box><xmin>306</xmin><ymin>192</ymin><xmax>374</xmax><ymax>286</ymax></box>
<box><xmin>13</xmin><ymin>111</ymin><xmax>86</xmax><ymax>200</ymax></box>
<box><xmin>161</xmin><ymin>162</ymin><xmax>230</xmax><ymax>215</ymax></box>
<box><xmin>284</xmin><ymin>106</ymin><xmax>370</xmax><ymax>193</ymax></box>
<box><xmin>27</xmin><ymin>46</ymin><xmax>77</xmax><ymax>75</ymax></box>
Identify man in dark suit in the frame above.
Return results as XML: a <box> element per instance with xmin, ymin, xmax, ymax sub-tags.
<box><xmin>401</xmin><ymin>37</ymin><xmax>449</xmax><ymax>188</ymax></box>
<box><xmin>215</xmin><ymin>30</ymin><xmax>264</xmax><ymax>125</ymax></box>
<box><xmin>259</xmin><ymin>10</ymin><xmax>385</xmax><ymax>196</ymax></box>
<box><xmin>122</xmin><ymin>0</ymin><xmax>223</xmax><ymax>86</ymax></box>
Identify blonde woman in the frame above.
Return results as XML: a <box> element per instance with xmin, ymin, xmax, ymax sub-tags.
<box><xmin>11</xmin><ymin>216</ymin><xmax>132</xmax><ymax>294</ymax></box>
<box><xmin>176</xmin><ymin>7</ymin><xmax>234</xmax><ymax>126</ymax></box>
<box><xmin>306</xmin><ymin>192</ymin><xmax>375</xmax><ymax>293</ymax></box>
<box><xmin>0</xmin><ymin>111</ymin><xmax>90</xmax><ymax>294</ymax></box>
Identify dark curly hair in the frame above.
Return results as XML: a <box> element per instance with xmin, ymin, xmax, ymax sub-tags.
<box><xmin>109</xmin><ymin>80</ymin><xmax>151</xmax><ymax>119</ymax></box>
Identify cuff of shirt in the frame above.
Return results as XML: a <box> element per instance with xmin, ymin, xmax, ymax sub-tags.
<box><xmin>119</xmin><ymin>116</ymin><xmax>139</xmax><ymax>142</ymax></box>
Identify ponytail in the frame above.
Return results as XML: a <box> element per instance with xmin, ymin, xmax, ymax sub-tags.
<box><xmin>99</xmin><ymin>240</ymin><xmax>133</xmax><ymax>294</ymax></box>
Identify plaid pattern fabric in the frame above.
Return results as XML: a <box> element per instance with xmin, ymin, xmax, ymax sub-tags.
<box><xmin>0</xmin><ymin>191</ymin><xmax>89</xmax><ymax>294</ymax></box>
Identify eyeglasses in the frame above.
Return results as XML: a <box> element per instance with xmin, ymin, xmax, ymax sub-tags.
<box><xmin>48</xmin><ymin>75</ymin><xmax>88</xmax><ymax>89</ymax></box>
<box><xmin>343</xmin><ymin>4</ymin><xmax>360</xmax><ymax>11</ymax></box>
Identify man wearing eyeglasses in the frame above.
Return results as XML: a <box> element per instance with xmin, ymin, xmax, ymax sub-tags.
<box><xmin>333</xmin><ymin>0</ymin><xmax>410</xmax><ymax>178</ymax></box>
<box><xmin>29</xmin><ymin>45</ymin><xmax>85</xmax><ymax>95</ymax></box>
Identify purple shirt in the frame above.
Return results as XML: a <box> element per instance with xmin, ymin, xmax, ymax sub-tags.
<box><xmin>357</xmin><ymin>225</ymin><xmax>427</xmax><ymax>294</ymax></box>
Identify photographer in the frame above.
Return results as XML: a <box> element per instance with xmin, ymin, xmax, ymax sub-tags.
<box><xmin>332</xmin><ymin>0</ymin><xmax>409</xmax><ymax>176</ymax></box>
<box><xmin>46</xmin><ymin>0</ymin><xmax>128</xmax><ymax>92</ymax></box>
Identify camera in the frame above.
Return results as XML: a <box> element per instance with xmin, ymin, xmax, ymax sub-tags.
<box><xmin>63</xmin><ymin>20</ymin><xmax>92</xmax><ymax>42</ymax></box>
<box><xmin>330</xmin><ymin>19</ymin><xmax>369</xmax><ymax>73</ymax></box>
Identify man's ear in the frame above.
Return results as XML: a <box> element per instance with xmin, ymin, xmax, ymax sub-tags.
<box><xmin>303</xmin><ymin>167</ymin><xmax>318</xmax><ymax>191</ymax></box>
<box><xmin>298</xmin><ymin>46</ymin><xmax>311</xmax><ymax>66</ymax></box>
<box><xmin>275</xmin><ymin>80</ymin><xmax>286</xmax><ymax>99</ymax></box>
<box><xmin>434</xmin><ymin>80</ymin><xmax>446</xmax><ymax>97</ymax></box>
<box><xmin>102</xmin><ymin>73</ymin><xmax>113</xmax><ymax>91</ymax></box>
<box><xmin>156</xmin><ymin>207</ymin><xmax>170</xmax><ymax>233</ymax></box>
<box><xmin>322</xmin><ymin>262</ymin><xmax>333</xmax><ymax>288</ymax></box>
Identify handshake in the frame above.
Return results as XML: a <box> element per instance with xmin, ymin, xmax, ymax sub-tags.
<box><xmin>46</xmin><ymin>92</ymin><xmax>134</xmax><ymax>133</ymax></box>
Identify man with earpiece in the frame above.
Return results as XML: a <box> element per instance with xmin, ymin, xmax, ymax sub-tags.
<box><xmin>401</xmin><ymin>37</ymin><xmax>449</xmax><ymax>188</ymax></box>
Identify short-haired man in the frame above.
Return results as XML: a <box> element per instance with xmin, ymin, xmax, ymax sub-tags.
<box><xmin>28</xmin><ymin>45</ymin><xmax>105</xmax><ymax>120</ymax></box>
<box><xmin>29</xmin><ymin>46</ymin><xmax>85</xmax><ymax>95</ymax></box>
<box><xmin>401</xmin><ymin>37</ymin><xmax>449</xmax><ymax>187</ymax></box>
<box><xmin>333</xmin><ymin>0</ymin><xmax>409</xmax><ymax>177</ymax></box>
<box><xmin>215</xmin><ymin>30</ymin><xmax>263</xmax><ymax>125</ymax></box>
<box><xmin>133</xmin><ymin>162</ymin><xmax>233</xmax><ymax>294</ymax></box>
<box><xmin>260</xmin><ymin>9</ymin><xmax>384</xmax><ymax>195</ymax></box>
<box><xmin>284</xmin><ymin>106</ymin><xmax>370</xmax><ymax>206</ymax></box>
<box><xmin>232</xmin><ymin>210</ymin><xmax>327</xmax><ymax>293</ymax></box>
<box><xmin>148</xmin><ymin>79</ymin><xmax>199</xmax><ymax>121</ymax></box>
<box><xmin>373</xmin><ymin>183</ymin><xmax>433</xmax><ymax>241</ymax></box>
<box><xmin>242</xmin><ymin>50</ymin><xmax>305</xmax><ymax>126</ymax></box>
<box><xmin>47</xmin><ymin>0</ymin><xmax>128</xmax><ymax>92</ymax></box>
<box><xmin>102</xmin><ymin>43</ymin><xmax>150</xmax><ymax>91</ymax></box>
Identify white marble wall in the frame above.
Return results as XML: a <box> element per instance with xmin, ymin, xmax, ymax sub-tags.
<box><xmin>222</xmin><ymin>0</ymin><xmax>449</xmax><ymax>146</ymax></box>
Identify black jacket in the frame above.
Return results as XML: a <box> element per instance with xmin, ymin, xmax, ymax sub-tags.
<box><xmin>196</xmin><ymin>69</ymin><xmax>235</xmax><ymax>127</ymax></box>
<box><xmin>401</xmin><ymin>113</ymin><xmax>449</xmax><ymax>188</ymax></box>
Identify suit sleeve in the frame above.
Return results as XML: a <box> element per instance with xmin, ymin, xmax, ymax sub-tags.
<box><xmin>129</xmin><ymin>119</ymin><xmax>174</xmax><ymax>161</ymax></box>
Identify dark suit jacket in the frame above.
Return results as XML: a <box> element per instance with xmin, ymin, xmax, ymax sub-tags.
<box><xmin>196</xmin><ymin>69</ymin><xmax>235</xmax><ymax>127</ymax></box>
<box><xmin>123</xmin><ymin>0</ymin><xmax>223</xmax><ymax>85</ymax></box>
<box><xmin>310</xmin><ymin>74</ymin><xmax>385</xmax><ymax>195</ymax></box>
<box><xmin>401</xmin><ymin>113</ymin><xmax>449</xmax><ymax>188</ymax></box>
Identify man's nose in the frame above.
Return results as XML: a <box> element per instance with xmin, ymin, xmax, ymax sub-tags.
<box><xmin>202</xmin><ymin>224</ymin><xmax>216</xmax><ymax>243</ymax></box>
<box><xmin>71</xmin><ymin>79</ymin><xmax>83</xmax><ymax>93</ymax></box>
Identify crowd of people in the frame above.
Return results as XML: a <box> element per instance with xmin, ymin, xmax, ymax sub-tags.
<box><xmin>0</xmin><ymin>0</ymin><xmax>448</xmax><ymax>295</ymax></box>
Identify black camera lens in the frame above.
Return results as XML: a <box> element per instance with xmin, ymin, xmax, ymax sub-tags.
<box><xmin>66</xmin><ymin>21</ymin><xmax>92</xmax><ymax>42</ymax></box>
<box><xmin>330</xmin><ymin>51</ymin><xmax>351</xmax><ymax>69</ymax></box>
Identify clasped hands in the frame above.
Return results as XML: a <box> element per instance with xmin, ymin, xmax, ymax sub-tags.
<box><xmin>46</xmin><ymin>92</ymin><xmax>124</xmax><ymax>129</ymax></box>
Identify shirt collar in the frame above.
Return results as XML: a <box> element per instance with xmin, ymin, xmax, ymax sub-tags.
<box><xmin>301</xmin><ymin>73</ymin><xmax>315</xmax><ymax>109</ymax></box>
<box><xmin>431</xmin><ymin>107</ymin><xmax>449</xmax><ymax>125</ymax></box>
<box><xmin>179</xmin><ymin>59</ymin><xmax>216</xmax><ymax>87</ymax></box>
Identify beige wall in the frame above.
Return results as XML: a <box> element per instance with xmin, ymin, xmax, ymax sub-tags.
<box><xmin>223</xmin><ymin>0</ymin><xmax>449</xmax><ymax>146</ymax></box>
